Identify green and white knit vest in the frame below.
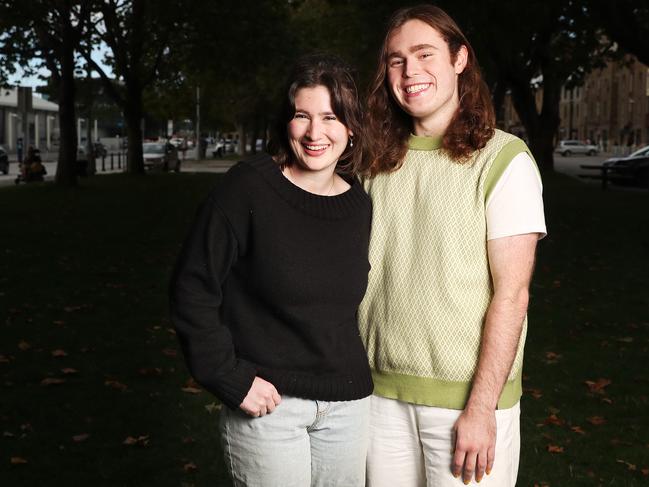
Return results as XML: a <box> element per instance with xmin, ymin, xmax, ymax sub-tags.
<box><xmin>359</xmin><ymin>129</ymin><xmax>534</xmax><ymax>409</ymax></box>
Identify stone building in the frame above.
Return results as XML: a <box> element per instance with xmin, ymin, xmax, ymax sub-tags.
<box><xmin>0</xmin><ymin>87</ymin><xmax>59</xmax><ymax>151</ymax></box>
<box><xmin>500</xmin><ymin>55</ymin><xmax>649</xmax><ymax>153</ymax></box>
<box><xmin>560</xmin><ymin>55</ymin><xmax>648</xmax><ymax>152</ymax></box>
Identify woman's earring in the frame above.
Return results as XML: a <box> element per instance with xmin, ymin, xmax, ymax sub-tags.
<box><xmin>349</xmin><ymin>135</ymin><xmax>354</xmax><ymax>148</ymax></box>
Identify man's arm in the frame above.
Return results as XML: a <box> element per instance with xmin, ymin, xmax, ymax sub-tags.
<box><xmin>452</xmin><ymin>233</ymin><xmax>538</xmax><ymax>484</ymax></box>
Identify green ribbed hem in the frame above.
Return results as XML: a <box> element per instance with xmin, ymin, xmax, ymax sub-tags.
<box><xmin>372</xmin><ymin>369</ymin><xmax>522</xmax><ymax>410</ymax></box>
<box><xmin>484</xmin><ymin>138</ymin><xmax>539</xmax><ymax>202</ymax></box>
<box><xmin>408</xmin><ymin>134</ymin><xmax>442</xmax><ymax>150</ymax></box>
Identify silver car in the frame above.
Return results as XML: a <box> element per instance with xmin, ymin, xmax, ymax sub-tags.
<box><xmin>555</xmin><ymin>140</ymin><xmax>598</xmax><ymax>157</ymax></box>
<box><xmin>143</xmin><ymin>142</ymin><xmax>180</xmax><ymax>171</ymax></box>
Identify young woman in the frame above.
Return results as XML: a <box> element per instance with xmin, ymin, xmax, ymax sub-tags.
<box><xmin>170</xmin><ymin>53</ymin><xmax>373</xmax><ymax>487</ymax></box>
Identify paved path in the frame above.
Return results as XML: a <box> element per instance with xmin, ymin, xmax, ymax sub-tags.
<box><xmin>0</xmin><ymin>157</ymin><xmax>238</xmax><ymax>187</ymax></box>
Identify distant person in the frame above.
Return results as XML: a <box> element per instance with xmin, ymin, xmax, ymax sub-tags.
<box><xmin>165</xmin><ymin>141</ymin><xmax>181</xmax><ymax>173</ymax></box>
<box><xmin>358</xmin><ymin>5</ymin><xmax>546</xmax><ymax>486</ymax></box>
<box><xmin>170</xmin><ymin>53</ymin><xmax>372</xmax><ymax>486</ymax></box>
<box><xmin>16</xmin><ymin>146</ymin><xmax>45</xmax><ymax>184</ymax></box>
<box><xmin>16</xmin><ymin>137</ymin><xmax>24</xmax><ymax>163</ymax></box>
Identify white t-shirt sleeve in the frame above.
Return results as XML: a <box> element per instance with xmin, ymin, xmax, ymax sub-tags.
<box><xmin>486</xmin><ymin>151</ymin><xmax>547</xmax><ymax>240</ymax></box>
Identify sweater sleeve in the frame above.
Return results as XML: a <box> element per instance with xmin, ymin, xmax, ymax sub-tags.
<box><xmin>170</xmin><ymin>194</ymin><xmax>257</xmax><ymax>410</ymax></box>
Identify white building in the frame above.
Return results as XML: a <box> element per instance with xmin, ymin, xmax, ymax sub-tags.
<box><xmin>0</xmin><ymin>87</ymin><xmax>59</xmax><ymax>151</ymax></box>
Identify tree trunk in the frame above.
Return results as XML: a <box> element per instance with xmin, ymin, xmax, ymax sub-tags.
<box><xmin>124</xmin><ymin>86</ymin><xmax>145</xmax><ymax>174</ymax></box>
<box><xmin>236</xmin><ymin>122</ymin><xmax>246</xmax><ymax>156</ymax></box>
<box><xmin>508</xmin><ymin>79</ymin><xmax>559</xmax><ymax>172</ymax></box>
<box><xmin>54</xmin><ymin>20</ymin><xmax>78</xmax><ymax>187</ymax></box>
<box><xmin>250</xmin><ymin>116</ymin><xmax>259</xmax><ymax>155</ymax></box>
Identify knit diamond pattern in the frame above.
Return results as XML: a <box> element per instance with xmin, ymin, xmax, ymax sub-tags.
<box><xmin>359</xmin><ymin>130</ymin><xmax>527</xmax><ymax>387</ymax></box>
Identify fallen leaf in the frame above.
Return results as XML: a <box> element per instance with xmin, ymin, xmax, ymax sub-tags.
<box><xmin>616</xmin><ymin>459</ymin><xmax>637</xmax><ymax>471</ymax></box>
<box><xmin>162</xmin><ymin>348</ymin><xmax>177</xmax><ymax>357</ymax></box>
<box><xmin>570</xmin><ymin>426</ymin><xmax>586</xmax><ymax>435</ymax></box>
<box><xmin>72</xmin><ymin>433</ymin><xmax>90</xmax><ymax>442</ymax></box>
<box><xmin>52</xmin><ymin>320</ymin><xmax>66</xmax><ymax>326</ymax></box>
<box><xmin>3</xmin><ymin>431</ymin><xmax>15</xmax><ymax>437</ymax></box>
<box><xmin>183</xmin><ymin>462</ymin><xmax>198</xmax><ymax>472</ymax></box>
<box><xmin>641</xmin><ymin>468</ymin><xmax>648</xmax><ymax>476</ymax></box>
<box><xmin>586</xmin><ymin>416</ymin><xmax>606</xmax><ymax>426</ymax></box>
<box><xmin>182</xmin><ymin>437</ymin><xmax>195</xmax><ymax>444</ymax></box>
<box><xmin>41</xmin><ymin>378</ymin><xmax>66</xmax><ymax>386</ymax></box>
<box><xmin>523</xmin><ymin>387</ymin><xmax>543</xmax><ymax>399</ymax></box>
<box><xmin>544</xmin><ymin>414</ymin><xmax>565</xmax><ymax>426</ymax></box>
<box><xmin>123</xmin><ymin>435</ymin><xmax>149</xmax><ymax>447</ymax></box>
<box><xmin>0</xmin><ymin>354</ymin><xmax>11</xmax><ymax>363</ymax></box>
<box><xmin>104</xmin><ymin>380</ymin><xmax>128</xmax><ymax>392</ymax></box>
<box><xmin>18</xmin><ymin>340</ymin><xmax>31</xmax><ymax>351</ymax></box>
<box><xmin>601</xmin><ymin>397</ymin><xmax>613</xmax><ymax>404</ymax></box>
<box><xmin>552</xmin><ymin>280</ymin><xmax>561</xmax><ymax>288</ymax></box>
<box><xmin>547</xmin><ymin>444</ymin><xmax>564</xmax><ymax>453</ymax></box>
<box><xmin>10</xmin><ymin>457</ymin><xmax>27</xmax><ymax>464</ymax></box>
<box><xmin>64</xmin><ymin>305</ymin><xmax>90</xmax><ymax>312</ymax></box>
<box><xmin>585</xmin><ymin>378</ymin><xmax>611</xmax><ymax>394</ymax></box>
<box><xmin>610</xmin><ymin>438</ymin><xmax>633</xmax><ymax>446</ymax></box>
<box><xmin>616</xmin><ymin>337</ymin><xmax>634</xmax><ymax>343</ymax></box>
<box><xmin>51</xmin><ymin>349</ymin><xmax>68</xmax><ymax>357</ymax></box>
<box><xmin>544</xmin><ymin>351</ymin><xmax>562</xmax><ymax>364</ymax></box>
<box><xmin>138</xmin><ymin>367</ymin><xmax>162</xmax><ymax>376</ymax></box>
<box><xmin>182</xmin><ymin>387</ymin><xmax>202</xmax><ymax>394</ymax></box>
<box><xmin>205</xmin><ymin>402</ymin><xmax>222</xmax><ymax>414</ymax></box>
<box><xmin>61</xmin><ymin>368</ymin><xmax>78</xmax><ymax>375</ymax></box>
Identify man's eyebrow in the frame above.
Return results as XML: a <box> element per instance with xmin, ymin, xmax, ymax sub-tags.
<box><xmin>387</xmin><ymin>43</ymin><xmax>437</xmax><ymax>58</ymax></box>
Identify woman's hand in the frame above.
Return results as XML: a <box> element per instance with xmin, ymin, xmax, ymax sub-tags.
<box><xmin>239</xmin><ymin>377</ymin><xmax>282</xmax><ymax>417</ymax></box>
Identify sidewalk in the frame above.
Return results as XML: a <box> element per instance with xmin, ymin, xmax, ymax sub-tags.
<box><xmin>0</xmin><ymin>156</ymin><xmax>238</xmax><ymax>187</ymax></box>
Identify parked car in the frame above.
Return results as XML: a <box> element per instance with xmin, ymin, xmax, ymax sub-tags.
<box><xmin>602</xmin><ymin>145</ymin><xmax>649</xmax><ymax>188</ymax></box>
<box><xmin>143</xmin><ymin>142</ymin><xmax>180</xmax><ymax>171</ymax></box>
<box><xmin>555</xmin><ymin>139</ymin><xmax>599</xmax><ymax>156</ymax></box>
<box><xmin>168</xmin><ymin>137</ymin><xmax>185</xmax><ymax>148</ymax></box>
<box><xmin>210</xmin><ymin>139</ymin><xmax>226</xmax><ymax>158</ymax></box>
<box><xmin>0</xmin><ymin>145</ymin><xmax>9</xmax><ymax>174</ymax></box>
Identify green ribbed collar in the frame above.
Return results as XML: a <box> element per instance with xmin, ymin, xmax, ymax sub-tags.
<box><xmin>408</xmin><ymin>134</ymin><xmax>442</xmax><ymax>150</ymax></box>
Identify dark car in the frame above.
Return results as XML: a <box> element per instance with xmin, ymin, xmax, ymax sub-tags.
<box><xmin>603</xmin><ymin>145</ymin><xmax>649</xmax><ymax>188</ymax></box>
<box><xmin>0</xmin><ymin>145</ymin><xmax>8</xmax><ymax>174</ymax></box>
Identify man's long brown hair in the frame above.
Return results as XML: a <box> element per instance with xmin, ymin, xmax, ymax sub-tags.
<box><xmin>363</xmin><ymin>5</ymin><xmax>495</xmax><ymax>177</ymax></box>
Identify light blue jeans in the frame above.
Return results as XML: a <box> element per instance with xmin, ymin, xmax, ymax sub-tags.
<box><xmin>219</xmin><ymin>395</ymin><xmax>370</xmax><ymax>487</ymax></box>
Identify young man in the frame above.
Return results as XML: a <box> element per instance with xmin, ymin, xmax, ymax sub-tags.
<box><xmin>358</xmin><ymin>5</ymin><xmax>546</xmax><ymax>486</ymax></box>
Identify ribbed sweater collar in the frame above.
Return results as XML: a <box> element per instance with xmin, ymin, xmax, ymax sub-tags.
<box><xmin>245</xmin><ymin>153</ymin><xmax>368</xmax><ymax>220</ymax></box>
<box><xmin>408</xmin><ymin>134</ymin><xmax>442</xmax><ymax>150</ymax></box>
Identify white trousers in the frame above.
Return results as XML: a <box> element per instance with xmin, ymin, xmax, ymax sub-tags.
<box><xmin>366</xmin><ymin>395</ymin><xmax>520</xmax><ymax>487</ymax></box>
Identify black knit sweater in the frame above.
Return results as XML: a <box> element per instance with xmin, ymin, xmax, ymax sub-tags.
<box><xmin>170</xmin><ymin>154</ymin><xmax>373</xmax><ymax>410</ymax></box>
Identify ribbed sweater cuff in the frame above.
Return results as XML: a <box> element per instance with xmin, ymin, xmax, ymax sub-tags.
<box><xmin>213</xmin><ymin>359</ymin><xmax>257</xmax><ymax>410</ymax></box>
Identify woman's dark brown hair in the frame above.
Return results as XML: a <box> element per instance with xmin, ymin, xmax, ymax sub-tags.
<box><xmin>268</xmin><ymin>52</ymin><xmax>364</xmax><ymax>175</ymax></box>
<box><xmin>363</xmin><ymin>4</ymin><xmax>495</xmax><ymax>177</ymax></box>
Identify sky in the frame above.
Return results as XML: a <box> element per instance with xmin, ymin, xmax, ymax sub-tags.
<box><xmin>6</xmin><ymin>44</ymin><xmax>113</xmax><ymax>92</ymax></box>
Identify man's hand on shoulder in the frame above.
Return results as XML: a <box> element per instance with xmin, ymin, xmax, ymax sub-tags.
<box><xmin>452</xmin><ymin>404</ymin><xmax>496</xmax><ymax>484</ymax></box>
<box><xmin>239</xmin><ymin>376</ymin><xmax>282</xmax><ymax>417</ymax></box>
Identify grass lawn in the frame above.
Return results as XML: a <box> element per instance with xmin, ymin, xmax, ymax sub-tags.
<box><xmin>1</xmin><ymin>170</ymin><xmax>648</xmax><ymax>486</ymax></box>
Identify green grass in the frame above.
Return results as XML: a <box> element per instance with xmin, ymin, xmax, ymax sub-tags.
<box><xmin>1</xmin><ymin>171</ymin><xmax>648</xmax><ymax>486</ymax></box>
